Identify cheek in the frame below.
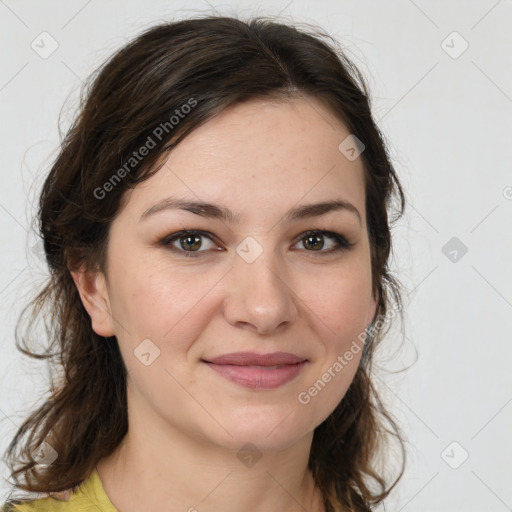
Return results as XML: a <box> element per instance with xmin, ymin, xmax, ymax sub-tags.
<box><xmin>296</xmin><ymin>275</ymin><xmax>368</xmax><ymax>424</ymax></box>
<box><xmin>296</xmin><ymin>262</ymin><xmax>371</xmax><ymax>404</ymax></box>
<box><xmin>108</xmin><ymin>257</ymin><xmax>224</xmax><ymax>351</ymax></box>
<box><xmin>299</xmin><ymin>261</ymin><xmax>373</xmax><ymax>343</ymax></box>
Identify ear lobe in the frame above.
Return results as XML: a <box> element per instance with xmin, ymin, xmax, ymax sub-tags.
<box><xmin>70</xmin><ymin>267</ymin><xmax>115</xmax><ymax>337</ymax></box>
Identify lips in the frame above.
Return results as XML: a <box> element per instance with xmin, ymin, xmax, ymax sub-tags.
<box><xmin>202</xmin><ymin>352</ymin><xmax>307</xmax><ymax>389</ymax></box>
<box><xmin>204</xmin><ymin>352</ymin><xmax>306</xmax><ymax>366</ymax></box>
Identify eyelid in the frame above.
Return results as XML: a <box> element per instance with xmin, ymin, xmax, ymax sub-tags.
<box><xmin>294</xmin><ymin>229</ymin><xmax>355</xmax><ymax>250</ymax></box>
<box><xmin>158</xmin><ymin>229</ymin><xmax>220</xmax><ymax>253</ymax></box>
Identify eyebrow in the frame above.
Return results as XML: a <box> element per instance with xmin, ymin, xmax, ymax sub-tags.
<box><xmin>140</xmin><ymin>196</ymin><xmax>362</xmax><ymax>226</ymax></box>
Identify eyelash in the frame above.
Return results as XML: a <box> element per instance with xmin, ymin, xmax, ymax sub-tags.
<box><xmin>157</xmin><ymin>229</ymin><xmax>355</xmax><ymax>258</ymax></box>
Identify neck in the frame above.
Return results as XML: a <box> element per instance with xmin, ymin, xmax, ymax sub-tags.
<box><xmin>97</xmin><ymin>418</ymin><xmax>325</xmax><ymax>512</ymax></box>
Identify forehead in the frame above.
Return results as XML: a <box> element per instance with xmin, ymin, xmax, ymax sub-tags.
<box><xmin>123</xmin><ymin>97</ymin><xmax>367</xmax><ymax>224</ymax></box>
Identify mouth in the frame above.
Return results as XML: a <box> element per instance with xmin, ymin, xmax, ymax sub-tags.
<box><xmin>202</xmin><ymin>352</ymin><xmax>308</xmax><ymax>389</ymax></box>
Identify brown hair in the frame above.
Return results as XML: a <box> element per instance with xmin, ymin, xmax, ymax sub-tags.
<box><xmin>2</xmin><ymin>14</ymin><xmax>406</xmax><ymax>512</ymax></box>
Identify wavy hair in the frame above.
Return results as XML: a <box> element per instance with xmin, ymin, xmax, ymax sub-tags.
<box><xmin>2</xmin><ymin>14</ymin><xmax>407</xmax><ymax>512</ymax></box>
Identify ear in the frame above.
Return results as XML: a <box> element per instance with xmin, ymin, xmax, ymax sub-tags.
<box><xmin>70</xmin><ymin>267</ymin><xmax>115</xmax><ymax>337</ymax></box>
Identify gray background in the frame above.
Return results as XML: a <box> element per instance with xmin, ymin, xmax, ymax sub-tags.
<box><xmin>1</xmin><ymin>1</ymin><xmax>511</xmax><ymax>510</ymax></box>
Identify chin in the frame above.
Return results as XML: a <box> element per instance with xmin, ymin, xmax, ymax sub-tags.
<box><xmin>203</xmin><ymin>406</ymin><xmax>316</xmax><ymax>454</ymax></box>
<box><xmin>215</xmin><ymin>430</ymin><xmax>310</xmax><ymax>457</ymax></box>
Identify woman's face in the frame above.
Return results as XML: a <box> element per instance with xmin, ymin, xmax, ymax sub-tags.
<box><xmin>85</xmin><ymin>97</ymin><xmax>377</xmax><ymax>453</ymax></box>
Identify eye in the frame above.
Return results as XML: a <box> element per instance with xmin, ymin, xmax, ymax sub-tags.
<box><xmin>158</xmin><ymin>230</ymin><xmax>220</xmax><ymax>257</ymax></box>
<box><xmin>292</xmin><ymin>230</ymin><xmax>355</xmax><ymax>254</ymax></box>
<box><xmin>158</xmin><ymin>229</ymin><xmax>355</xmax><ymax>258</ymax></box>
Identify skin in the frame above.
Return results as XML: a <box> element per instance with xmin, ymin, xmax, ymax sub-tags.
<box><xmin>72</xmin><ymin>96</ymin><xmax>377</xmax><ymax>512</ymax></box>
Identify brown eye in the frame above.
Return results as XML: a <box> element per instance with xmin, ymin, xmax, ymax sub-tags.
<box><xmin>303</xmin><ymin>233</ymin><xmax>325</xmax><ymax>251</ymax></box>
<box><xmin>178</xmin><ymin>233</ymin><xmax>202</xmax><ymax>251</ymax></box>
<box><xmin>295</xmin><ymin>230</ymin><xmax>354</xmax><ymax>254</ymax></box>
<box><xmin>159</xmin><ymin>230</ymin><xmax>219</xmax><ymax>257</ymax></box>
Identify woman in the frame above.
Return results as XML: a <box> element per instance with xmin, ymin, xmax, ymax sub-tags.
<box><xmin>2</xmin><ymin>14</ymin><xmax>406</xmax><ymax>512</ymax></box>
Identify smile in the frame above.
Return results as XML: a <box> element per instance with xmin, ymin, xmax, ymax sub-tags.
<box><xmin>202</xmin><ymin>352</ymin><xmax>308</xmax><ymax>389</ymax></box>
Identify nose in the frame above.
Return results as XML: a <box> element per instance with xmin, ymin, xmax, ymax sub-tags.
<box><xmin>222</xmin><ymin>243</ymin><xmax>299</xmax><ymax>335</ymax></box>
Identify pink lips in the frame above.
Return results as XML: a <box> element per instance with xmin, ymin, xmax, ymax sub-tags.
<box><xmin>203</xmin><ymin>351</ymin><xmax>307</xmax><ymax>389</ymax></box>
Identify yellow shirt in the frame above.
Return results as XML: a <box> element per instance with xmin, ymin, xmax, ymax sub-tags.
<box><xmin>2</xmin><ymin>468</ymin><xmax>118</xmax><ymax>512</ymax></box>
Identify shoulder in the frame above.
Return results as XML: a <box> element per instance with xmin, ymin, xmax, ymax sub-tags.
<box><xmin>2</xmin><ymin>480</ymin><xmax>84</xmax><ymax>511</ymax></box>
<box><xmin>1</xmin><ymin>503</ymin><xmax>19</xmax><ymax>512</ymax></box>
<box><xmin>1</xmin><ymin>496</ymin><xmax>71</xmax><ymax>512</ymax></box>
<box><xmin>1</xmin><ymin>468</ymin><xmax>117</xmax><ymax>512</ymax></box>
